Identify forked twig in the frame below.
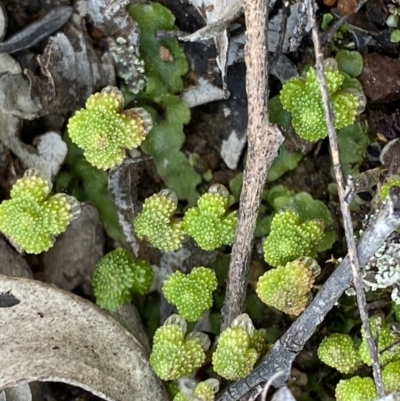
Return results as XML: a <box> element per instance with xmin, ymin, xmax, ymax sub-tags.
<box><xmin>309</xmin><ymin>0</ymin><xmax>384</xmax><ymax>396</ymax></box>
<box><xmin>220</xmin><ymin>0</ymin><xmax>284</xmax><ymax>330</ymax></box>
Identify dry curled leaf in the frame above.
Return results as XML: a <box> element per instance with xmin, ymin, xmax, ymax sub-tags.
<box><xmin>0</xmin><ymin>275</ymin><xmax>168</xmax><ymax>401</ymax></box>
<box><xmin>42</xmin><ymin>204</ymin><xmax>104</xmax><ymax>292</ymax></box>
<box><xmin>0</xmin><ymin>384</ymin><xmax>31</xmax><ymax>401</ymax></box>
<box><xmin>0</xmin><ymin>112</ymin><xmax>67</xmax><ymax>180</ymax></box>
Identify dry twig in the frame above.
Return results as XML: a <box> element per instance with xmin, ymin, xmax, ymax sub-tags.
<box><xmin>220</xmin><ymin>0</ymin><xmax>283</xmax><ymax>330</ymax></box>
<box><xmin>307</xmin><ymin>0</ymin><xmax>384</xmax><ymax>396</ymax></box>
<box><xmin>322</xmin><ymin>0</ymin><xmax>370</xmax><ymax>45</ymax></box>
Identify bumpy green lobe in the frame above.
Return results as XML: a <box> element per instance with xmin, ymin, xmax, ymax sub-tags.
<box><xmin>335</xmin><ymin>377</ymin><xmax>377</xmax><ymax>401</ymax></box>
<box><xmin>134</xmin><ymin>192</ymin><xmax>184</xmax><ymax>252</ymax></box>
<box><xmin>130</xmin><ymin>259</ymin><xmax>154</xmax><ymax>295</ymax></box>
<box><xmin>359</xmin><ymin>317</ymin><xmax>400</xmax><ymax>366</ymax></box>
<box><xmin>280</xmin><ymin>67</ymin><xmax>359</xmax><ymax>142</ymax></box>
<box><xmin>92</xmin><ymin>248</ymin><xmax>153</xmax><ymax>311</ymax></box>
<box><xmin>163</xmin><ymin>267</ymin><xmax>217</xmax><ymax>322</ymax></box>
<box><xmin>150</xmin><ymin>324</ymin><xmax>206</xmax><ymax>380</ymax></box>
<box><xmin>263</xmin><ymin>210</ymin><xmax>324</xmax><ymax>267</ymax></box>
<box><xmin>383</xmin><ymin>360</ymin><xmax>400</xmax><ymax>393</ymax></box>
<box><xmin>335</xmin><ymin>50</ymin><xmax>363</xmax><ymax>77</ymax></box>
<box><xmin>0</xmin><ymin>175</ymin><xmax>74</xmax><ymax>254</ymax></box>
<box><xmin>256</xmin><ymin>260</ymin><xmax>315</xmax><ymax>315</ymax></box>
<box><xmin>212</xmin><ymin>327</ymin><xmax>259</xmax><ymax>380</ymax></box>
<box><xmin>380</xmin><ymin>176</ymin><xmax>400</xmax><ymax>201</ymax></box>
<box><xmin>250</xmin><ymin>329</ymin><xmax>268</xmax><ymax>356</ymax></box>
<box><xmin>183</xmin><ymin>193</ymin><xmax>237</xmax><ymax>250</ymax></box>
<box><xmin>174</xmin><ymin>381</ymin><xmax>215</xmax><ymax>401</ymax></box>
<box><xmin>56</xmin><ymin>133</ymin><xmax>124</xmax><ymax>242</ymax></box>
<box><xmin>68</xmin><ymin>90</ymin><xmax>147</xmax><ymax>170</ymax></box>
<box><xmin>317</xmin><ymin>333</ymin><xmax>362</xmax><ymax>374</ymax></box>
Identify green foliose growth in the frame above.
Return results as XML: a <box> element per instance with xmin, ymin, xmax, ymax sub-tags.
<box><xmin>263</xmin><ymin>209</ymin><xmax>324</xmax><ymax>267</ymax></box>
<box><xmin>282</xmin><ymin>192</ymin><xmax>336</xmax><ymax>252</ymax></box>
<box><xmin>335</xmin><ymin>376</ymin><xmax>377</xmax><ymax>401</ymax></box>
<box><xmin>380</xmin><ymin>176</ymin><xmax>400</xmax><ymax>201</ymax></box>
<box><xmin>140</xmin><ymin>95</ymin><xmax>201</xmax><ymax>204</ymax></box>
<box><xmin>258</xmin><ymin>189</ymin><xmax>336</xmax><ymax>246</ymax></box>
<box><xmin>382</xmin><ymin>360</ymin><xmax>400</xmax><ymax>393</ymax></box>
<box><xmin>134</xmin><ymin>190</ymin><xmax>184</xmax><ymax>252</ymax></box>
<box><xmin>150</xmin><ymin>314</ymin><xmax>209</xmax><ymax>381</ymax></box>
<box><xmin>173</xmin><ymin>379</ymin><xmax>219</xmax><ymax>401</ymax></box>
<box><xmin>337</xmin><ymin>122</ymin><xmax>370</xmax><ymax>176</ymax></box>
<box><xmin>256</xmin><ymin>259</ymin><xmax>317</xmax><ymax>316</ymax></box>
<box><xmin>280</xmin><ymin>62</ymin><xmax>360</xmax><ymax>142</ymax></box>
<box><xmin>335</xmin><ymin>50</ymin><xmax>363</xmax><ymax>77</ymax></box>
<box><xmin>92</xmin><ymin>247</ymin><xmax>153</xmax><ymax>312</ymax></box>
<box><xmin>317</xmin><ymin>333</ymin><xmax>362</xmax><ymax>374</ymax></box>
<box><xmin>0</xmin><ymin>170</ymin><xmax>79</xmax><ymax>254</ymax></box>
<box><xmin>183</xmin><ymin>185</ymin><xmax>237</xmax><ymax>250</ymax></box>
<box><xmin>129</xmin><ymin>3</ymin><xmax>188</xmax><ymax>98</ymax></box>
<box><xmin>212</xmin><ymin>314</ymin><xmax>267</xmax><ymax>380</ymax></box>
<box><xmin>163</xmin><ymin>267</ymin><xmax>217</xmax><ymax>322</ymax></box>
<box><xmin>128</xmin><ymin>4</ymin><xmax>201</xmax><ymax>204</ymax></box>
<box><xmin>359</xmin><ymin>317</ymin><xmax>400</xmax><ymax>366</ymax></box>
<box><xmin>68</xmin><ymin>86</ymin><xmax>151</xmax><ymax>170</ymax></box>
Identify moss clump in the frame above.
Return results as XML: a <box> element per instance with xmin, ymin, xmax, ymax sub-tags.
<box><xmin>150</xmin><ymin>315</ymin><xmax>209</xmax><ymax>381</ymax></box>
<box><xmin>280</xmin><ymin>63</ymin><xmax>360</xmax><ymax>142</ymax></box>
<box><xmin>183</xmin><ymin>186</ymin><xmax>237</xmax><ymax>250</ymax></box>
<box><xmin>0</xmin><ymin>170</ymin><xmax>79</xmax><ymax>254</ymax></box>
<box><xmin>68</xmin><ymin>87</ymin><xmax>151</xmax><ymax>170</ymax></box>
<box><xmin>173</xmin><ymin>379</ymin><xmax>219</xmax><ymax>401</ymax></box>
<box><xmin>134</xmin><ymin>190</ymin><xmax>184</xmax><ymax>252</ymax></box>
<box><xmin>263</xmin><ymin>209</ymin><xmax>324</xmax><ymax>267</ymax></box>
<box><xmin>359</xmin><ymin>317</ymin><xmax>400</xmax><ymax>367</ymax></box>
<box><xmin>318</xmin><ymin>333</ymin><xmax>362</xmax><ymax>374</ymax></box>
<box><xmin>163</xmin><ymin>267</ymin><xmax>217</xmax><ymax>322</ymax></box>
<box><xmin>256</xmin><ymin>259</ymin><xmax>316</xmax><ymax>316</ymax></box>
<box><xmin>92</xmin><ymin>248</ymin><xmax>153</xmax><ymax>311</ymax></box>
<box><xmin>55</xmin><ymin>133</ymin><xmax>125</xmax><ymax>242</ymax></box>
<box><xmin>212</xmin><ymin>314</ymin><xmax>267</xmax><ymax>380</ymax></box>
<box><xmin>335</xmin><ymin>376</ymin><xmax>377</xmax><ymax>401</ymax></box>
<box><xmin>382</xmin><ymin>360</ymin><xmax>400</xmax><ymax>393</ymax></box>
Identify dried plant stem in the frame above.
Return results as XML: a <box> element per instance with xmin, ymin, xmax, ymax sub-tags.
<box><xmin>323</xmin><ymin>0</ymin><xmax>370</xmax><ymax>45</ymax></box>
<box><xmin>307</xmin><ymin>0</ymin><xmax>384</xmax><ymax>396</ymax></box>
<box><xmin>220</xmin><ymin>0</ymin><xmax>283</xmax><ymax>330</ymax></box>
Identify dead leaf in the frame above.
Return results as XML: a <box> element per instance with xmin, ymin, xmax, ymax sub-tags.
<box><xmin>0</xmin><ymin>384</ymin><xmax>31</xmax><ymax>401</ymax></box>
<box><xmin>271</xmin><ymin>387</ymin><xmax>296</xmax><ymax>401</ymax></box>
<box><xmin>0</xmin><ymin>275</ymin><xmax>168</xmax><ymax>401</ymax></box>
<box><xmin>42</xmin><ymin>204</ymin><xmax>104</xmax><ymax>292</ymax></box>
<box><xmin>0</xmin><ymin>237</ymin><xmax>32</xmax><ymax>279</ymax></box>
<box><xmin>183</xmin><ymin>0</ymin><xmax>242</xmax><ymax>96</ymax></box>
<box><xmin>0</xmin><ymin>112</ymin><xmax>67</xmax><ymax>180</ymax></box>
